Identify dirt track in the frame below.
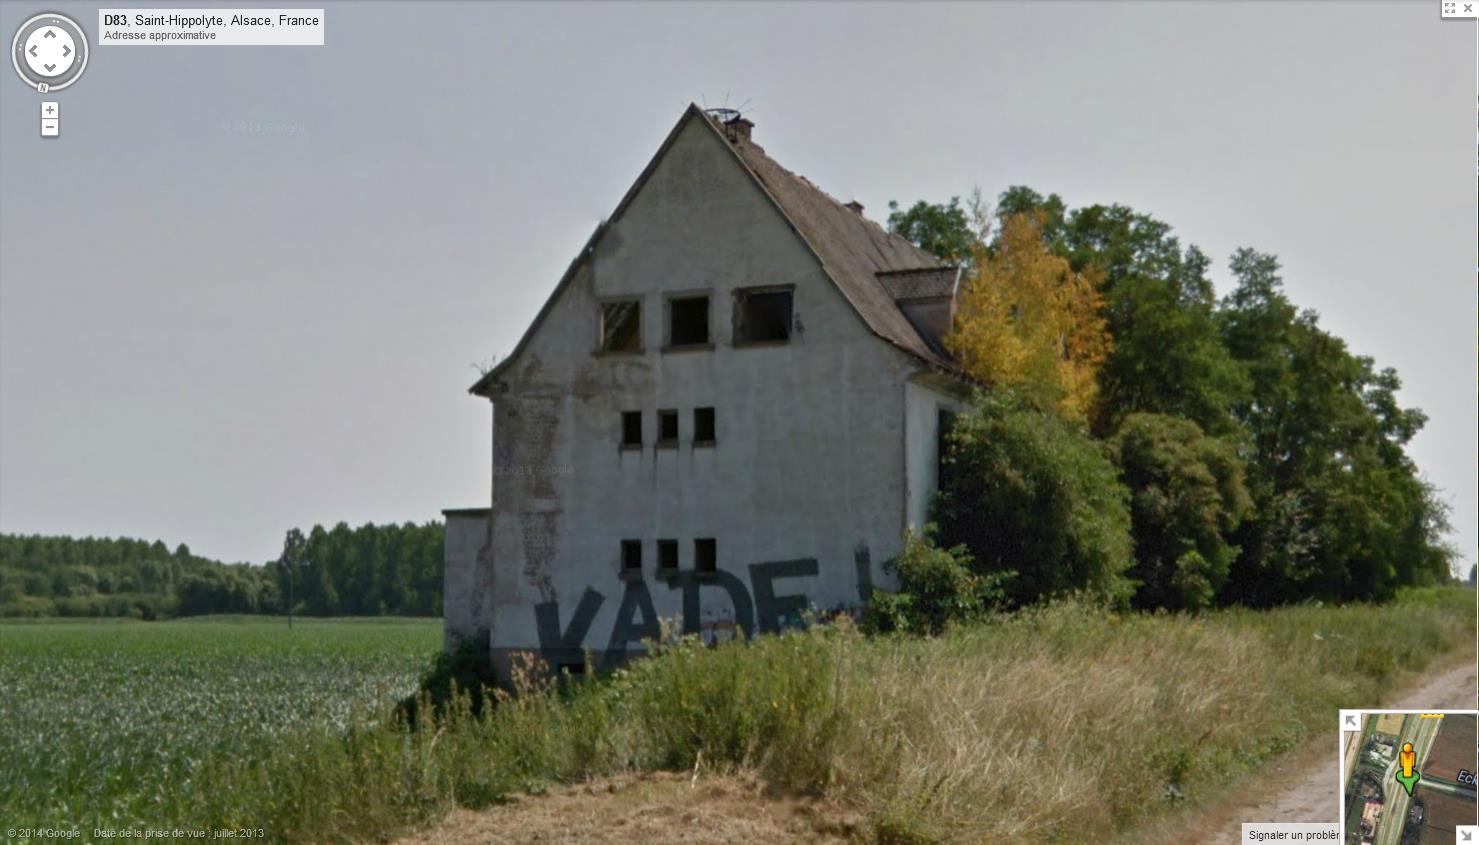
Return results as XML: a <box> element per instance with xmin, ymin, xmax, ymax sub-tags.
<box><xmin>392</xmin><ymin>771</ymin><xmax>859</xmax><ymax>845</ymax></box>
<box><xmin>394</xmin><ymin>657</ymin><xmax>1476</xmax><ymax>845</ymax></box>
<box><xmin>1128</xmin><ymin>655</ymin><xmax>1477</xmax><ymax>845</ymax></box>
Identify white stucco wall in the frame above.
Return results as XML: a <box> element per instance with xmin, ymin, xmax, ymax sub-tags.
<box><xmin>462</xmin><ymin>115</ymin><xmax>951</xmax><ymax>679</ymax></box>
<box><xmin>903</xmin><ymin>377</ymin><xmax>971</xmax><ymax>536</ymax></box>
<box><xmin>442</xmin><ymin>509</ymin><xmax>490</xmax><ymax>648</ymax></box>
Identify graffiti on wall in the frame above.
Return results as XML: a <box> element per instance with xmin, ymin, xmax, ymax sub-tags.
<box><xmin>533</xmin><ymin>558</ymin><xmax>820</xmax><ymax>669</ymax></box>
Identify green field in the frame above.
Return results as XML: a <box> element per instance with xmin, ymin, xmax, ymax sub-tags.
<box><xmin>0</xmin><ymin>616</ymin><xmax>441</xmax><ymax>834</ymax></box>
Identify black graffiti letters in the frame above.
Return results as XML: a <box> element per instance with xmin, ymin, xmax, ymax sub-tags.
<box><xmin>531</xmin><ymin>558</ymin><xmax>820</xmax><ymax>667</ymax></box>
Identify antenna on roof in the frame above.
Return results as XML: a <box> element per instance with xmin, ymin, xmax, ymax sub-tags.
<box><xmin>704</xmin><ymin>107</ymin><xmax>742</xmax><ymax>124</ymax></box>
<box><xmin>700</xmin><ymin>93</ymin><xmax>755</xmax><ymax>143</ymax></box>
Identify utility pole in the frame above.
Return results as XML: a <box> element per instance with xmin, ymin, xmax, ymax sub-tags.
<box><xmin>279</xmin><ymin>528</ymin><xmax>307</xmax><ymax>631</ymax></box>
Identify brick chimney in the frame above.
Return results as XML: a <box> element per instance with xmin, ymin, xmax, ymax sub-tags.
<box><xmin>724</xmin><ymin>116</ymin><xmax>754</xmax><ymax>144</ymax></box>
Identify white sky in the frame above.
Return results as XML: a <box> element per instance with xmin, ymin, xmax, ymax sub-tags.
<box><xmin>1</xmin><ymin>1</ymin><xmax>1474</xmax><ymax>574</ymax></box>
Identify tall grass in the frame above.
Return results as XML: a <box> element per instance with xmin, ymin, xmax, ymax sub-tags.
<box><xmin>175</xmin><ymin>587</ymin><xmax>1472</xmax><ymax>844</ymax></box>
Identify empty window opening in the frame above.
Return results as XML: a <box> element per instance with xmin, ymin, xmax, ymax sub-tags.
<box><xmin>669</xmin><ymin>296</ymin><xmax>710</xmax><ymax>347</ymax></box>
<box><xmin>657</xmin><ymin>409</ymin><xmax>679</xmax><ymax>445</ymax></box>
<box><xmin>735</xmin><ymin>289</ymin><xmax>793</xmax><ymax>343</ymax></box>
<box><xmin>695</xmin><ymin>538</ymin><xmax>717</xmax><ymax>575</ymax></box>
<box><xmin>621</xmin><ymin>411</ymin><xmax>642</xmax><ymax>447</ymax></box>
<box><xmin>621</xmin><ymin>539</ymin><xmax>642</xmax><ymax>573</ymax></box>
<box><xmin>693</xmin><ymin>407</ymin><xmax>716</xmax><ymax>444</ymax></box>
<box><xmin>658</xmin><ymin>539</ymin><xmax>679</xmax><ymax>573</ymax></box>
<box><xmin>600</xmin><ymin>300</ymin><xmax>642</xmax><ymax>352</ymax></box>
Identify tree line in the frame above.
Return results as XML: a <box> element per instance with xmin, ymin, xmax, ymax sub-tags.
<box><xmin>877</xmin><ymin>188</ymin><xmax>1457</xmax><ymax>626</ymax></box>
<box><xmin>0</xmin><ymin>521</ymin><xmax>444</xmax><ymax>618</ymax></box>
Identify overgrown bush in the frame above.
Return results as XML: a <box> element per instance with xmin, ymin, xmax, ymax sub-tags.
<box><xmin>933</xmin><ymin>392</ymin><xmax>1134</xmax><ymax>607</ymax></box>
<box><xmin>863</xmin><ymin>532</ymin><xmax>1010</xmax><ymax>635</ymax></box>
<box><xmin>403</xmin><ymin>636</ymin><xmax>499</xmax><ymax>721</ymax></box>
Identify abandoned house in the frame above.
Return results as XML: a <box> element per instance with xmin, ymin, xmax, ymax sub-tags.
<box><xmin>444</xmin><ymin>105</ymin><xmax>971</xmax><ymax>682</ymax></box>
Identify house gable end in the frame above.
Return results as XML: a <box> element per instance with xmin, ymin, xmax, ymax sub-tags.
<box><xmin>470</xmin><ymin>105</ymin><xmax>948</xmax><ymax>397</ymax></box>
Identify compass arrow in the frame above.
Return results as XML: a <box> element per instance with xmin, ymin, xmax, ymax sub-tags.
<box><xmin>29</xmin><ymin>45</ymin><xmax>37</xmax><ymax>56</ymax></box>
<box><xmin>62</xmin><ymin>46</ymin><xmax>70</xmax><ymax>57</ymax></box>
<box><xmin>43</xmin><ymin>29</ymin><xmax>56</xmax><ymax>38</ymax></box>
<box><xmin>43</xmin><ymin>63</ymin><xmax>55</xmax><ymax>72</ymax></box>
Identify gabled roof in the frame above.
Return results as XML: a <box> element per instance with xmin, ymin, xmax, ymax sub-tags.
<box><xmin>471</xmin><ymin>105</ymin><xmax>962</xmax><ymax>397</ymax></box>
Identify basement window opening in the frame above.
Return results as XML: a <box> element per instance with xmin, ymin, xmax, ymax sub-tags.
<box><xmin>600</xmin><ymin>300</ymin><xmax>642</xmax><ymax>352</ymax></box>
<box><xmin>734</xmin><ymin>288</ymin><xmax>793</xmax><ymax>344</ymax></box>
<box><xmin>695</xmin><ymin>538</ymin><xmax>717</xmax><ymax>575</ymax></box>
<box><xmin>657</xmin><ymin>409</ymin><xmax>679</xmax><ymax>446</ymax></box>
<box><xmin>621</xmin><ymin>411</ymin><xmax>642</xmax><ymax>448</ymax></box>
<box><xmin>657</xmin><ymin>539</ymin><xmax>679</xmax><ymax>574</ymax></box>
<box><xmin>668</xmin><ymin>295</ymin><xmax>710</xmax><ymax>347</ymax></box>
<box><xmin>693</xmin><ymin>407</ymin><xmax>716</xmax><ymax>445</ymax></box>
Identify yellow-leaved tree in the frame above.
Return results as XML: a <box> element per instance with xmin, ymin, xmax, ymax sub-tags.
<box><xmin>947</xmin><ymin>211</ymin><xmax>1111</xmax><ymax>424</ymax></box>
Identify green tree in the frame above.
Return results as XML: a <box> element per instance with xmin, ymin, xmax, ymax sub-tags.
<box><xmin>1217</xmin><ymin>249</ymin><xmax>1451</xmax><ymax>604</ymax></box>
<box><xmin>886</xmin><ymin>194</ymin><xmax>983</xmax><ymax>264</ymax></box>
<box><xmin>994</xmin><ymin>186</ymin><xmax>1247</xmax><ymax>437</ymax></box>
<box><xmin>1110</xmin><ymin>413</ymin><xmax>1251</xmax><ymax>610</ymax></box>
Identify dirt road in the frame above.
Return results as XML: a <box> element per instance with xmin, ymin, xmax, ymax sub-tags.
<box><xmin>393</xmin><ymin>771</ymin><xmax>860</xmax><ymax>845</ymax></box>
<box><xmin>1128</xmin><ymin>655</ymin><xmax>1477</xmax><ymax>845</ymax></box>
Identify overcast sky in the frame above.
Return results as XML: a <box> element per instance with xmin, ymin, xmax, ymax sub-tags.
<box><xmin>1</xmin><ymin>1</ymin><xmax>1474</xmax><ymax>573</ymax></box>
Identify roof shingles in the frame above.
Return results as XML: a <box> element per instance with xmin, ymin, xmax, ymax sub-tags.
<box><xmin>876</xmin><ymin>267</ymin><xmax>959</xmax><ymax>301</ymax></box>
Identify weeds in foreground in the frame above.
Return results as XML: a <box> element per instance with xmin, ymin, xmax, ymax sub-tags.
<box><xmin>14</xmin><ymin>588</ymin><xmax>1472</xmax><ymax>844</ymax></box>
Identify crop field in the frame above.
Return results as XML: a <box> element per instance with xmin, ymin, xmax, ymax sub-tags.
<box><xmin>0</xmin><ymin>590</ymin><xmax>1471</xmax><ymax>845</ymax></box>
<box><xmin>1422</xmin><ymin>714</ymin><xmax>1476</xmax><ymax>783</ymax></box>
<box><xmin>1416</xmin><ymin>790</ymin><xmax>1475</xmax><ymax>845</ymax></box>
<box><xmin>0</xmin><ymin>616</ymin><xmax>441</xmax><ymax>833</ymax></box>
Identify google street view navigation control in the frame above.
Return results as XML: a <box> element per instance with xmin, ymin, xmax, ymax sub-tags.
<box><xmin>1247</xmin><ymin>711</ymin><xmax>1479</xmax><ymax>844</ymax></box>
<box><xmin>1329</xmin><ymin>711</ymin><xmax>1479</xmax><ymax>845</ymax></box>
<box><xmin>9</xmin><ymin>7</ymin><xmax>322</xmax><ymax>138</ymax></box>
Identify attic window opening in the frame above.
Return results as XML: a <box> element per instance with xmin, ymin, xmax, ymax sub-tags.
<box><xmin>668</xmin><ymin>295</ymin><xmax>710</xmax><ymax>348</ymax></box>
<box><xmin>734</xmin><ymin>288</ymin><xmax>793</xmax><ymax>344</ymax></box>
<box><xmin>600</xmin><ymin>300</ymin><xmax>642</xmax><ymax>353</ymax></box>
<box><xmin>657</xmin><ymin>409</ymin><xmax>679</xmax><ymax>446</ymax></box>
